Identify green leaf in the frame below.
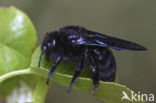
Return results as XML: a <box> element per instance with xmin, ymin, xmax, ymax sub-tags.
<box><xmin>32</xmin><ymin>78</ymin><xmax>49</xmax><ymax>103</ymax></box>
<box><xmin>0</xmin><ymin>42</ymin><xmax>29</xmax><ymax>98</ymax></box>
<box><xmin>0</xmin><ymin>6</ymin><xmax>37</xmax><ymax>98</ymax></box>
<box><xmin>0</xmin><ymin>77</ymin><xmax>18</xmax><ymax>99</ymax></box>
<box><xmin>0</xmin><ymin>69</ymin><xmax>33</xmax><ymax>99</ymax></box>
<box><xmin>0</xmin><ymin>43</ymin><xmax>29</xmax><ymax>76</ymax></box>
<box><xmin>0</xmin><ymin>68</ymin><xmax>32</xmax><ymax>84</ymax></box>
<box><xmin>0</xmin><ymin>6</ymin><xmax>37</xmax><ymax>59</ymax></box>
<box><xmin>31</xmin><ymin>47</ymin><xmax>145</xmax><ymax>103</ymax></box>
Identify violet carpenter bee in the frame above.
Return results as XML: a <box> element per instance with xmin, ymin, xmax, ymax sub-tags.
<box><xmin>38</xmin><ymin>26</ymin><xmax>147</xmax><ymax>94</ymax></box>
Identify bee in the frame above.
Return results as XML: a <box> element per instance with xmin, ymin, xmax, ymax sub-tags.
<box><xmin>38</xmin><ymin>26</ymin><xmax>147</xmax><ymax>94</ymax></box>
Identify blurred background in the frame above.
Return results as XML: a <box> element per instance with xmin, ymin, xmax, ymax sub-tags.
<box><xmin>0</xmin><ymin>0</ymin><xmax>155</xmax><ymax>103</ymax></box>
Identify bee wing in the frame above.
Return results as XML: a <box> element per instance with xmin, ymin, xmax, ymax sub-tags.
<box><xmin>77</xmin><ymin>30</ymin><xmax>147</xmax><ymax>51</ymax></box>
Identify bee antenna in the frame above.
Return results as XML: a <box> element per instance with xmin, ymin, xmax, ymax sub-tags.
<box><xmin>38</xmin><ymin>47</ymin><xmax>46</xmax><ymax>67</ymax></box>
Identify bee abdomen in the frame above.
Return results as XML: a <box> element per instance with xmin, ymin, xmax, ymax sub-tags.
<box><xmin>89</xmin><ymin>47</ymin><xmax>116</xmax><ymax>82</ymax></box>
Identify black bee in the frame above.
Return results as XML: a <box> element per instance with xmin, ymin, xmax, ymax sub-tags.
<box><xmin>38</xmin><ymin>26</ymin><xmax>147</xmax><ymax>94</ymax></box>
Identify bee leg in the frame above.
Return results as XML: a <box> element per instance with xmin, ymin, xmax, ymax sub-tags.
<box><xmin>47</xmin><ymin>56</ymin><xmax>62</xmax><ymax>85</ymax></box>
<box><xmin>68</xmin><ymin>57</ymin><xmax>84</xmax><ymax>92</ymax></box>
<box><xmin>91</xmin><ymin>68</ymin><xmax>100</xmax><ymax>94</ymax></box>
<box><xmin>89</xmin><ymin>55</ymin><xmax>100</xmax><ymax>94</ymax></box>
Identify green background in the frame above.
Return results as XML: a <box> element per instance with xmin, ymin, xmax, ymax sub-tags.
<box><xmin>0</xmin><ymin>0</ymin><xmax>155</xmax><ymax>103</ymax></box>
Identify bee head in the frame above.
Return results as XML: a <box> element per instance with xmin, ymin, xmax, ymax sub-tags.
<box><xmin>41</xmin><ymin>31</ymin><xmax>58</xmax><ymax>51</ymax></box>
<box><xmin>38</xmin><ymin>31</ymin><xmax>58</xmax><ymax>67</ymax></box>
